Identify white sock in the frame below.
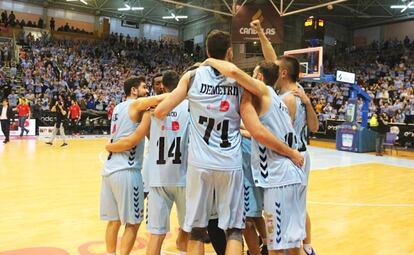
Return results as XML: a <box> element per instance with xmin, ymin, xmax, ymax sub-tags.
<box><xmin>303</xmin><ymin>243</ymin><xmax>313</xmax><ymax>254</ymax></box>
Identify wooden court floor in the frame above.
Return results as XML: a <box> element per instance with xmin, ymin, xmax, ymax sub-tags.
<box><xmin>0</xmin><ymin>138</ymin><xmax>413</xmax><ymax>255</ymax></box>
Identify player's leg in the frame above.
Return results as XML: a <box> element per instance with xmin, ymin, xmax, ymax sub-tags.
<box><xmin>302</xmin><ymin>151</ymin><xmax>315</xmax><ymax>255</ymax></box>
<box><xmin>184</xmin><ymin>166</ymin><xmax>214</xmax><ymax>255</ymax></box>
<box><xmin>105</xmin><ymin>221</ymin><xmax>121</xmax><ymax>254</ymax></box>
<box><xmin>244</xmin><ymin>184</ymin><xmax>266</xmax><ymax>255</ymax></box>
<box><xmin>174</xmin><ymin>187</ymin><xmax>189</xmax><ymax>252</ymax></box>
<box><xmin>243</xmin><ymin>217</ymin><xmax>261</xmax><ymax>255</ymax></box>
<box><xmin>214</xmin><ymin>170</ymin><xmax>245</xmax><ymax>255</ymax></box>
<box><xmin>113</xmin><ymin>170</ymin><xmax>145</xmax><ymax>255</ymax></box>
<box><xmin>253</xmin><ymin>217</ymin><xmax>268</xmax><ymax>254</ymax></box>
<box><xmin>207</xmin><ymin>218</ymin><xmax>227</xmax><ymax>255</ymax></box>
<box><xmin>146</xmin><ymin>187</ymin><xmax>174</xmax><ymax>255</ymax></box>
<box><xmin>100</xmin><ymin>176</ymin><xmax>121</xmax><ymax>254</ymax></box>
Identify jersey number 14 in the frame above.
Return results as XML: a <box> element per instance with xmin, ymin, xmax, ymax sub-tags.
<box><xmin>156</xmin><ymin>137</ymin><xmax>182</xmax><ymax>165</ymax></box>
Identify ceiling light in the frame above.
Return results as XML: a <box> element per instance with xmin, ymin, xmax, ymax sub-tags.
<box><xmin>117</xmin><ymin>3</ymin><xmax>144</xmax><ymax>11</ymax></box>
<box><xmin>162</xmin><ymin>13</ymin><xmax>188</xmax><ymax>21</ymax></box>
<box><xmin>390</xmin><ymin>1</ymin><xmax>414</xmax><ymax>12</ymax></box>
<box><xmin>80</xmin><ymin>0</ymin><xmax>88</xmax><ymax>5</ymax></box>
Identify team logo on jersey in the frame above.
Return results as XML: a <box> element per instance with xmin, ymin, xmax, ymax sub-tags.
<box><xmin>161</xmin><ymin>121</ymin><xmax>180</xmax><ymax>131</ymax></box>
<box><xmin>206</xmin><ymin>100</ymin><xmax>230</xmax><ymax>112</ymax></box>
<box><xmin>112</xmin><ymin>124</ymin><xmax>117</xmax><ymax>134</ymax></box>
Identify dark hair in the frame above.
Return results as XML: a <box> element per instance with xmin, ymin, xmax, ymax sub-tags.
<box><xmin>162</xmin><ymin>70</ymin><xmax>180</xmax><ymax>92</ymax></box>
<box><xmin>279</xmin><ymin>55</ymin><xmax>300</xmax><ymax>82</ymax></box>
<box><xmin>124</xmin><ymin>76</ymin><xmax>146</xmax><ymax>96</ymax></box>
<box><xmin>152</xmin><ymin>73</ymin><xmax>162</xmax><ymax>85</ymax></box>
<box><xmin>206</xmin><ymin>30</ymin><xmax>231</xmax><ymax>60</ymax></box>
<box><xmin>184</xmin><ymin>63</ymin><xmax>201</xmax><ymax>73</ymax></box>
<box><xmin>257</xmin><ymin>61</ymin><xmax>279</xmax><ymax>87</ymax></box>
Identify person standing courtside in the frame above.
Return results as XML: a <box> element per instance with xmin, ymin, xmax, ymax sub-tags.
<box><xmin>16</xmin><ymin>97</ymin><xmax>30</xmax><ymax>137</ymax></box>
<box><xmin>0</xmin><ymin>98</ymin><xmax>13</xmax><ymax>143</ymax></box>
<box><xmin>46</xmin><ymin>95</ymin><xmax>68</xmax><ymax>147</ymax></box>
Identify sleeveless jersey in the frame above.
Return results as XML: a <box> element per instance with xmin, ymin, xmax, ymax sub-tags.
<box><xmin>102</xmin><ymin>99</ymin><xmax>145</xmax><ymax>176</ymax></box>
<box><xmin>251</xmin><ymin>87</ymin><xmax>306</xmax><ymax>188</ymax></box>
<box><xmin>147</xmin><ymin>100</ymin><xmax>190</xmax><ymax>187</ymax></box>
<box><xmin>279</xmin><ymin>83</ymin><xmax>308</xmax><ymax>152</ymax></box>
<box><xmin>242</xmin><ymin>136</ymin><xmax>254</xmax><ymax>187</ymax></box>
<box><xmin>187</xmin><ymin>66</ymin><xmax>243</xmax><ymax>170</ymax></box>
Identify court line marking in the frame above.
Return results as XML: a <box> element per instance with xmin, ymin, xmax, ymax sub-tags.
<box><xmin>308</xmin><ymin>201</ymin><xmax>414</xmax><ymax>207</ymax></box>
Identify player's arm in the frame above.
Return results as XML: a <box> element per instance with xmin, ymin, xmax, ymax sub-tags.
<box><xmin>250</xmin><ymin>20</ymin><xmax>277</xmax><ymax>63</ymax></box>
<box><xmin>282</xmin><ymin>94</ymin><xmax>297</xmax><ymax>125</ymax></box>
<box><xmin>128</xmin><ymin>94</ymin><xmax>168</xmax><ymax>122</ymax></box>
<box><xmin>240</xmin><ymin>122</ymin><xmax>252</xmax><ymax>139</ymax></box>
<box><xmin>241</xmin><ymin>92</ymin><xmax>304</xmax><ymax>167</ymax></box>
<box><xmin>202</xmin><ymin>58</ymin><xmax>268</xmax><ymax>98</ymax></box>
<box><xmin>154</xmin><ymin>71</ymin><xmax>190</xmax><ymax>119</ymax></box>
<box><xmin>292</xmin><ymin>88</ymin><xmax>319</xmax><ymax>132</ymax></box>
<box><xmin>106</xmin><ymin>111</ymin><xmax>151</xmax><ymax>153</ymax></box>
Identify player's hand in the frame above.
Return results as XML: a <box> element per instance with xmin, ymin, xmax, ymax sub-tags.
<box><xmin>290</xmin><ymin>149</ymin><xmax>304</xmax><ymax>168</ymax></box>
<box><xmin>250</xmin><ymin>19</ymin><xmax>262</xmax><ymax>32</ymax></box>
<box><xmin>292</xmin><ymin>88</ymin><xmax>311</xmax><ymax>106</ymax></box>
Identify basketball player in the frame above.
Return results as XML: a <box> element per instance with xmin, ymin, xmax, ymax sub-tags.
<box><xmin>203</xmin><ymin>58</ymin><xmax>306</xmax><ymax>255</ymax></box>
<box><xmin>106</xmin><ymin>71</ymin><xmax>190</xmax><ymax>255</ymax></box>
<box><xmin>240</xmin><ymin>127</ymin><xmax>268</xmax><ymax>255</ymax></box>
<box><xmin>100</xmin><ymin>76</ymin><xmax>151</xmax><ymax>255</ymax></box>
<box><xmin>154</xmin><ymin>30</ymin><xmax>303</xmax><ymax>255</ymax></box>
<box><xmin>251</xmin><ymin>19</ymin><xmax>319</xmax><ymax>255</ymax></box>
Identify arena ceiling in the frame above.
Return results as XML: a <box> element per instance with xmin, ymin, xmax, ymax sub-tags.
<box><xmin>22</xmin><ymin>0</ymin><xmax>414</xmax><ymax>29</ymax></box>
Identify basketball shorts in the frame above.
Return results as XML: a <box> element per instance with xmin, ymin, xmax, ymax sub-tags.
<box><xmin>302</xmin><ymin>150</ymin><xmax>311</xmax><ymax>182</ymax></box>
<box><xmin>100</xmin><ymin>169</ymin><xmax>144</xmax><ymax>225</ymax></box>
<box><xmin>147</xmin><ymin>186</ymin><xmax>186</xmax><ymax>234</ymax></box>
<box><xmin>263</xmin><ymin>183</ymin><xmax>307</xmax><ymax>250</ymax></box>
<box><xmin>183</xmin><ymin>165</ymin><xmax>245</xmax><ymax>232</ymax></box>
<box><xmin>142</xmin><ymin>155</ymin><xmax>150</xmax><ymax>193</ymax></box>
<box><xmin>244</xmin><ymin>184</ymin><xmax>264</xmax><ymax>218</ymax></box>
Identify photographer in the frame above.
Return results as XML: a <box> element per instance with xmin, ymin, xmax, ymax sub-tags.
<box><xmin>46</xmin><ymin>95</ymin><xmax>68</xmax><ymax>147</ymax></box>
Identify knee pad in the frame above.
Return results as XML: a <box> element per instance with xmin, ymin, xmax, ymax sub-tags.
<box><xmin>190</xmin><ymin>227</ymin><xmax>208</xmax><ymax>242</ymax></box>
<box><xmin>226</xmin><ymin>228</ymin><xmax>243</xmax><ymax>242</ymax></box>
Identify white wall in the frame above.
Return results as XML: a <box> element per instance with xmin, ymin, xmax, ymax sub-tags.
<box><xmin>142</xmin><ymin>24</ymin><xmax>178</xmax><ymax>40</ymax></box>
<box><xmin>0</xmin><ymin>0</ymin><xmax>43</xmax><ymax>15</ymax></box>
<box><xmin>108</xmin><ymin>17</ymin><xmax>140</xmax><ymax>38</ymax></box>
<box><xmin>48</xmin><ymin>9</ymin><xmax>94</xmax><ymax>23</ymax></box>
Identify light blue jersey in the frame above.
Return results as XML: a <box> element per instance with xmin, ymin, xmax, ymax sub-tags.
<box><xmin>102</xmin><ymin>99</ymin><xmax>145</xmax><ymax>176</ymax></box>
<box><xmin>251</xmin><ymin>87</ymin><xmax>306</xmax><ymax>188</ymax></box>
<box><xmin>148</xmin><ymin>100</ymin><xmax>190</xmax><ymax>187</ymax></box>
<box><xmin>242</xmin><ymin>137</ymin><xmax>254</xmax><ymax>186</ymax></box>
<box><xmin>280</xmin><ymin>83</ymin><xmax>308</xmax><ymax>152</ymax></box>
<box><xmin>187</xmin><ymin>66</ymin><xmax>243</xmax><ymax>170</ymax></box>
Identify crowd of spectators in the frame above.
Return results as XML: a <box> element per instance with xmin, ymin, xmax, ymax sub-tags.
<box><xmin>0</xmin><ymin>31</ymin><xmax>193</xmax><ymax>132</ymax></box>
<box><xmin>308</xmin><ymin>36</ymin><xmax>414</xmax><ymax>125</ymax></box>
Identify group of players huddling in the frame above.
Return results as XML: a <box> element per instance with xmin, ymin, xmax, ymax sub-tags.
<box><xmin>100</xmin><ymin>20</ymin><xmax>319</xmax><ymax>255</ymax></box>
